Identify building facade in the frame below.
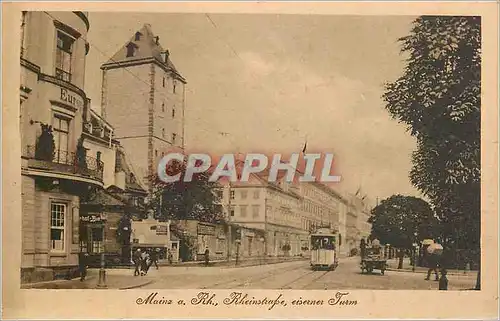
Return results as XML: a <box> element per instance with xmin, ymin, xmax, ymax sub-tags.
<box><xmin>217</xmin><ymin>165</ymin><xmax>348</xmax><ymax>259</ymax></box>
<box><xmin>20</xmin><ymin>11</ymin><xmax>97</xmax><ymax>282</ymax></box>
<box><xmin>100</xmin><ymin>24</ymin><xmax>186</xmax><ymax>191</ymax></box>
<box><xmin>344</xmin><ymin>192</ymin><xmax>373</xmax><ymax>254</ymax></box>
<box><xmin>298</xmin><ymin>182</ymin><xmax>348</xmax><ymax>256</ymax></box>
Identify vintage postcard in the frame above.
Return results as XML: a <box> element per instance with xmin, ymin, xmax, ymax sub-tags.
<box><xmin>2</xmin><ymin>1</ymin><xmax>499</xmax><ymax>319</ymax></box>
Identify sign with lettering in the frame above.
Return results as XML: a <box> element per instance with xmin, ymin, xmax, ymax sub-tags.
<box><xmin>80</xmin><ymin>213</ymin><xmax>106</xmax><ymax>223</ymax></box>
<box><xmin>197</xmin><ymin>224</ymin><xmax>215</xmax><ymax>235</ymax></box>
<box><xmin>60</xmin><ymin>88</ymin><xmax>83</xmax><ymax>109</ymax></box>
<box><xmin>156</xmin><ymin>225</ymin><xmax>168</xmax><ymax>235</ymax></box>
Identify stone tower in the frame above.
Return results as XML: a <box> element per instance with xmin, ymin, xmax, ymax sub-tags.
<box><xmin>101</xmin><ymin>24</ymin><xmax>186</xmax><ymax>191</ymax></box>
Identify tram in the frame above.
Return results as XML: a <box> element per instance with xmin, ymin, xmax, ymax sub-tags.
<box><xmin>309</xmin><ymin>228</ymin><xmax>339</xmax><ymax>271</ymax></box>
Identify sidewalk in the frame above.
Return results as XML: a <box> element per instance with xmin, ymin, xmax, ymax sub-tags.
<box><xmin>385</xmin><ymin>258</ymin><xmax>477</xmax><ymax>277</ymax></box>
<box><xmin>22</xmin><ymin>269</ymin><xmax>154</xmax><ymax>290</ymax></box>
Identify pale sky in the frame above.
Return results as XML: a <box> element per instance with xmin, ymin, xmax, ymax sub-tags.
<box><xmin>84</xmin><ymin>13</ymin><xmax>423</xmax><ymax>203</ymax></box>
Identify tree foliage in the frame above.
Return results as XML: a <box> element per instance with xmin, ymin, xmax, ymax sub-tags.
<box><xmin>369</xmin><ymin>195</ymin><xmax>438</xmax><ymax>249</ymax></box>
<box><xmin>383</xmin><ymin>16</ymin><xmax>481</xmax><ymax>251</ymax></box>
<box><xmin>150</xmin><ymin>160</ymin><xmax>224</xmax><ymax>224</ymax></box>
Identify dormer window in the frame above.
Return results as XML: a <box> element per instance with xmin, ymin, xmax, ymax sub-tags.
<box><xmin>134</xmin><ymin>32</ymin><xmax>142</xmax><ymax>41</ymax></box>
<box><xmin>161</xmin><ymin>50</ymin><xmax>169</xmax><ymax>63</ymax></box>
<box><xmin>129</xmin><ymin>173</ymin><xmax>135</xmax><ymax>183</ymax></box>
<box><xmin>126</xmin><ymin>42</ymin><xmax>137</xmax><ymax>58</ymax></box>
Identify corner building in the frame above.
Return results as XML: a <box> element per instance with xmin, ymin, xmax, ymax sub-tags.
<box><xmin>20</xmin><ymin>11</ymin><xmax>98</xmax><ymax>282</ymax></box>
<box><xmin>100</xmin><ymin>24</ymin><xmax>186</xmax><ymax>191</ymax></box>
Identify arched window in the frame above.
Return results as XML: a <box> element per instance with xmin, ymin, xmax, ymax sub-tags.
<box><xmin>134</xmin><ymin>32</ymin><xmax>142</xmax><ymax>41</ymax></box>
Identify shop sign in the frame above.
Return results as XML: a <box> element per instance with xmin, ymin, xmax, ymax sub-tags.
<box><xmin>81</xmin><ymin>213</ymin><xmax>106</xmax><ymax>223</ymax></box>
<box><xmin>197</xmin><ymin>223</ymin><xmax>215</xmax><ymax>235</ymax></box>
<box><xmin>156</xmin><ymin>225</ymin><xmax>168</xmax><ymax>235</ymax></box>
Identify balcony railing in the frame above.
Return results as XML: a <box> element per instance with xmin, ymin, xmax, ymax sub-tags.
<box><xmin>55</xmin><ymin>68</ymin><xmax>72</xmax><ymax>82</ymax></box>
<box><xmin>24</xmin><ymin>145</ymin><xmax>104</xmax><ymax>182</ymax></box>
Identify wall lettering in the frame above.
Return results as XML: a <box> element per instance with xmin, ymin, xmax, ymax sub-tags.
<box><xmin>60</xmin><ymin>88</ymin><xmax>83</xmax><ymax>109</ymax></box>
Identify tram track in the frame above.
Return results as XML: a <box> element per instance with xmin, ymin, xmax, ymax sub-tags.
<box><xmin>201</xmin><ymin>263</ymin><xmax>306</xmax><ymax>289</ymax></box>
<box><xmin>280</xmin><ymin>270</ymin><xmax>331</xmax><ymax>290</ymax></box>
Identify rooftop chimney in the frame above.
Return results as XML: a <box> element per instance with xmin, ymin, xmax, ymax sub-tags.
<box><xmin>154</xmin><ymin>36</ymin><xmax>159</xmax><ymax>45</ymax></box>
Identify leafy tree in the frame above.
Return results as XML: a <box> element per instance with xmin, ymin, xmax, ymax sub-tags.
<box><xmin>150</xmin><ymin>159</ymin><xmax>224</xmax><ymax>224</ymax></box>
<box><xmin>35</xmin><ymin>123</ymin><xmax>55</xmax><ymax>161</ymax></box>
<box><xmin>382</xmin><ymin>16</ymin><xmax>480</xmax><ymax>278</ymax></box>
<box><xmin>369</xmin><ymin>195</ymin><xmax>438</xmax><ymax>269</ymax></box>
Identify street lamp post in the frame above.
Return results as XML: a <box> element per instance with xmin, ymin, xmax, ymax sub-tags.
<box><xmin>235</xmin><ymin>239</ymin><xmax>241</xmax><ymax>266</ymax></box>
<box><xmin>97</xmin><ymin>220</ymin><xmax>107</xmax><ymax>288</ymax></box>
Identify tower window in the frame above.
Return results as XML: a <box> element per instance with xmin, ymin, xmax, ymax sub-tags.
<box><xmin>134</xmin><ymin>32</ymin><xmax>142</xmax><ymax>41</ymax></box>
<box><xmin>162</xmin><ymin>128</ymin><xmax>165</xmax><ymax>138</ymax></box>
<box><xmin>126</xmin><ymin>43</ymin><xmax>137</xmax><ymax>58</ymax></box>
<box><xmin>172</xmin><ymin>108</ymin><xmax>175</xmax><ymax>118</ymax></box>
<box><xmin>162</xmin><ymin>77</ymin><xmax>166</xmax><ymax>88</ymax></box>
<box><xmin>55</xmin><ymin>31</ymin><xmax>74</xmax><ymax>82</ymax></box>
<box><xmin>155</xmin><ymin>149</ymin><xmax>158</xmax><ymax>157</ymax></box>
<box><xmin>173</xmin><ymin>81</ymin><xmax>177</xmax><ymax>94</ymax></box>
<box><xmin>172</xmin><ymin>133</ymin><xmax>177</xmax><ymax>144</ymax></box>
<box><xmin>161</xmin><ymin>102</ymin><xmax>165</xmax><ymax>112</ymax></box>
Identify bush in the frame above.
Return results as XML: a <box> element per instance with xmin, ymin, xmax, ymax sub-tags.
<box><xmin>35</xmin><ymin>124</ymin><xmax>55</xmax><ymax>161</ymax></box>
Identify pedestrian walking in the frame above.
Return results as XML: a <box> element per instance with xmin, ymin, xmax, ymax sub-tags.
<box><xmin>439</xmin><ymin>268</ymin><xmax>448</xmax><ymax>290</ymax></box>
<box><xmin>167</xmin><ymin>249</ymin><xmax>173</xmax><ymax>265</ymax></box>
<box><xmin>204</xmin><ymin>248</ymin><xmax>210</xmax><ymax>266</ymax></box>
<box><xmin>133</xmin><ymin>248</ymin><xmax>142</xmax><ymax>276</ymax></box>
<box><xmin>425</xmin><ymin>253</ymin><xmax>440</xmax><ymax>281</ymax></box>
<box><xmin>79</xmin><ymin>252</ymin><xmax>89</xmax><ymax>282</ymax></box>
<box><xmin>360</xmin><ymin>238</ymin><xmax>367</xmax><ymax>258</ymax></box>
<box><xmin>150</xmin><ymin>248</ymin><xmax>159</xmax><ymax>270</ymax></box>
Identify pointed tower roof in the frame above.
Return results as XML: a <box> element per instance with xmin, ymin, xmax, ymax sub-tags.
<box><xmin>101</xmin><ymin>23</ymin><xmax>186</xmax><ymax>83</ymax></box>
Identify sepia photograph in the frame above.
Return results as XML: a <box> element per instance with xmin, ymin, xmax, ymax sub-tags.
<box><xmin>3</xmin><ymin>2</ymin><xmax>498</xmax><ymax>319</ymax></box>
<box><xmin>18</xmin><ymin>10</ymin><xmax>483</xmax><ymax>291</ymax></box>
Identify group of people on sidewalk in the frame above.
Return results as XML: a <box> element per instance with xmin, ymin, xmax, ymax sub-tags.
<box><xmin>133</xmin><ymin>248</ymin><xmax>159</xmax><ymax>276</ymax></box>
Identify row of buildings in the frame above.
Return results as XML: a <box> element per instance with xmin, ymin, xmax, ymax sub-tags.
<box><xmin>19</xmin><ymin>11</ymin><xmax>371</xmax><ymax>283</ymax></box>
